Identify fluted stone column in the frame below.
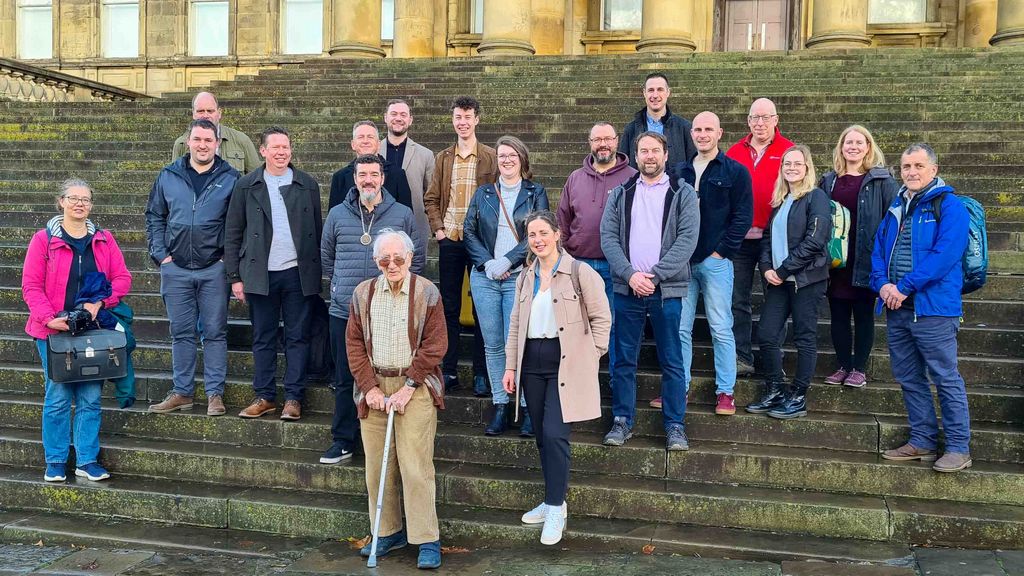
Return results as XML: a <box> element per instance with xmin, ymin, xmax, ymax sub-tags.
<box><xmin>637</xmin><ymin>0</ymin><xmax>696</xmax><ymax>53</ymax></box>
<box><xmin>991</xmin><ymin>0</ymin><xmax>1024</xmax><ymax>46</ymax></box>
<box><xmin>965</xmin><ymin>0</ymin><xmax>997</xmax><ymax>48</ymax></box>
<box><xmin>329</xmin><ymin>0</ymin><xmax>385</xmax><ymax>58</ymax></box>
<box><xmin>477</xmin><ymin>0</ymin><xmax>535</xmax><ymax>55</ymax></box>
<box><xmin>805</xmin><ymin>0</ymin><xmax>870</xmax><ymax>49</ymax></box>
<box><xmin>531</xmin><ymin>0</ymin><xmax>565</xmax><ymax>55</ymax></box>
<box><xmin>393</xmin><ymin>0</ymin><xmax>434</xmax><ymax>57</ymax></box>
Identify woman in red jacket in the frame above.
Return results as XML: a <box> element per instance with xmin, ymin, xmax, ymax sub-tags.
<box><xmin>22</xmin><ymin>179</ymin><xmax>132</xmax><ymax>483</ymax></box>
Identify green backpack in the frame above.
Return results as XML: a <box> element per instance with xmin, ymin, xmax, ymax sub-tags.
<box><xmin>828</xmin><ymin>200</ymin><xmax>851</xmax><ymax>269</ymax></box>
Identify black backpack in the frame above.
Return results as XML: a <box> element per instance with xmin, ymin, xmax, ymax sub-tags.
<box><xmin>305</xmin><ymin>296</ymin><xmax>335</xmax><ymax>383</ymax></box>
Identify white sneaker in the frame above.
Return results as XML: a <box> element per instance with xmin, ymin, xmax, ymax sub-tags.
<box><xmin>540</xmin><ymin>503</ymin><xmax>567</xmax><ymax>545</ymax></box>
<box><xmin>521</xmin><ymin>502</ymin><xmax>547</xmax><ymax>524</ymax></box>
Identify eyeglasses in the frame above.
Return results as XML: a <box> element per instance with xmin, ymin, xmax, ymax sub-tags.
<box><xmin>376</xmin><ymin>255</ymin><xmax>407</xmax><ymax>269</ymax></box>
<box><xmin>748</xmin><ymin>114</ymin><xmax>777</xmax><ymax>124</ymax></box>
<box><xmin>588</xmin><ymin>137</ymin><xmax>617</xmax><ymax>144</ymax></box>
<box><xmin>497</xmin><ymin>154</ymin><xmax>520</xmax><ymax>161</ymax></box>
<box><xmin>63</xmin><ymin>196</ymin><xmax>93</xmax><ymax>206</ymax></box>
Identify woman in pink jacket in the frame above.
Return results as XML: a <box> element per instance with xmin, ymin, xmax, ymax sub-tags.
<box><xmin>22</xmin><ymin>178</ymin><xmax>132</xmax><ymax>483</ymax></box>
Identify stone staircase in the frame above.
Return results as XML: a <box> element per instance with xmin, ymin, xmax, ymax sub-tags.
<box><xmin>0</xmin><ymin>48</ymin><xmax>1022</xmax><ymax>563</ymax></box>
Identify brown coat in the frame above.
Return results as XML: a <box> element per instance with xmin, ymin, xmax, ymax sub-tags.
<box><xmin>505</xmin><ymin>254</ymin><xmax>611</xmax><ymax>423</ymax></box>
<box><xmin>346</xmin><ymin>273</ymin><xmax>448</xmax><ymax>418</ymax></box>
<box><xmin>423</xmin><ymin>142</ymin><xmax>498</xmax><ymax>234</ymax></box>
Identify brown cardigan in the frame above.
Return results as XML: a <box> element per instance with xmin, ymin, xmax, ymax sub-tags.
<box><xmin>422</xmin><ymin>141</ymin><xmax>498</xmax><ymax>234</ymax></box>
<box><xmin>346</xmin><ymin>273</ymin><xmax>447</xmax><ymax>418</ymax></box>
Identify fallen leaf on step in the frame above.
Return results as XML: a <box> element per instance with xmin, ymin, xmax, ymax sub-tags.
<box><xmin>441</xmin><ymin>546</ymin><xmax>470</xmax><ymax>554</ymax></box>
<box><xmin>641</xmin><ymin>544</ymin><xmax>656</xmax><ymax>555</ymax></box>
<box><xmin>34</xmin><ymin>540</ymin><xmax>44</xmax><ymax>547</ymax></box>
<box><xmin>348</xmin><ymin>535</ymin><xmax>371</xmax><ymax>549</ymax></box>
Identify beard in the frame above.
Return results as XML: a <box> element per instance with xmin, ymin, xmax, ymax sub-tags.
<box><xmin>640</xmin><ymin>162</ymin><xmax>663</xmax><ymax>178</ymax></box>
<box><xmin>593</xmin><ymin>148</ymin><xmax>615</xmax><ymax>164</ymax></box>
<box><xmin>360</xmin><ymin>189</ymin><xmax>379</xmax><ymax>204</ymax></box>
<box><xmin>388</xmin><ymin>125</ymin><xmax>408</xmax><ymax>137</ymax></box>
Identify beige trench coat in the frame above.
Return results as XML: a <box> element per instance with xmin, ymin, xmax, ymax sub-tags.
<box><xmin>504</xmin><ymin>253</ymin><xmax>612</xmax><ymax>423</ymax></box>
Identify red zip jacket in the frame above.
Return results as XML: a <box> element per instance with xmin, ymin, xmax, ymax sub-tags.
<box><xmin>725</xmin><ymin>128</ymin><xmax>794</xmax><ymax>234</ymax></box>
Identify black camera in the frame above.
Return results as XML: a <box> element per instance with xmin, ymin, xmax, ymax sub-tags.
<box><xmin>58</xmin><ymin>308</ymin><xmax>97</xmax><ymax>336</ymax></box>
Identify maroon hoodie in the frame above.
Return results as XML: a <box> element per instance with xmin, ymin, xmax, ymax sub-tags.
<box><xmin>557</xmin><ymin>152</ymin><xmax>638</xmax><ymax>259</ymax></box>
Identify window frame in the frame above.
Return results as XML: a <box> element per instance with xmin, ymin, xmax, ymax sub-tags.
<box><xmin>189</xmin><ymin>0</ymin><xmax>231</xmax><ymax>57</ymax></box>
<box><xmin>102</xmin><ymin>0</ymin><xmax>141</xmax><ymax>58</ymax></box>
<box><xmin>281</xmin><ymin>0</ymin><xmax>324</xmax><ymax>54</ymax></box>
<box><xmin>868</xmin><ymin>0</ymin><xmax>927</xmax><ymax>25</ymax></box>
<box><xmin>599</xmin><ymin>0</ymin><xmax>642</xmax><ymax>32</ymax></box>
<box><xmin>16</xmin><ymin>0</ymin><xmax>54</xmax><ymax>60</ymax></box>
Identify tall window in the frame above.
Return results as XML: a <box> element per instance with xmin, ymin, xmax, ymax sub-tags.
<box><xmin>103</xmin><ymin>0</ymin><xmax>140</xmax><ymax>58</ymax></box>
<box><xmin>381</xmin><ymin>0</ymin><xmax>394</xmax><ymax>40</ymax></box>
<box><xmin>17</xmin><ymin>0</ymin><xmax>52</xmax><ymax>59</ymax></box>
<box><xmin>471</xmin><ymin>0</ymin><xmax>483</xmax><ymax>34</ymax></box>
<box><xmin>283</xmin><ymin>0</ymin><xmax>323</xmax><ymax>54</ymax></box>
<box><xmin>601</xmin><ymin>0</ymin><xmax>641</xmax><ymax>31</ymax></box>
<box><xmin>190</xmin><ymin>0</ymin><xmax>230</xmax><ymax>56</ymax></box>
<box><xmin>868</xmin><ymin>0</ymin><xmax>926</xmax><ymax>24</ymax></box>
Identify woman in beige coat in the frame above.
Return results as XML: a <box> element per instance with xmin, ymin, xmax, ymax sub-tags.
<box><xmin>502</xmin><ymin>210</ymin><xmax>611</xmax><ymax>546</ymax></box>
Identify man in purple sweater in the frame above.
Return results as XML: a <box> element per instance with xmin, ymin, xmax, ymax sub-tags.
<box><xmin>557</xmin><ymin>122</ymin><xmax>638</xmax><ymax>374</ymax></box>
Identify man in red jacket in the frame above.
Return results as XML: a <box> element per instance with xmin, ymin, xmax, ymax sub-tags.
<box><xmin>725</xmin><ymin>98</ymin><xmax>794</xmax><ymax>376</ymax></box>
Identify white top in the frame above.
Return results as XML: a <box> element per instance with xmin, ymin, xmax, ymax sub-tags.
<box><xmin>527</xmin><ymin>288</ymin><xmax>559</xmax><ymax>339</ymax></box>
<box><xmin>265</xmin><ymin>168</ymin><xmax>298</xmax><ymax>271</ymax></box>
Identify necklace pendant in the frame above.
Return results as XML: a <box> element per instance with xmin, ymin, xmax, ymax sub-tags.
<box><xmin>360</xmin><ymin>233</ymin><xmax>372</xmax><ymax>246</ymax></box>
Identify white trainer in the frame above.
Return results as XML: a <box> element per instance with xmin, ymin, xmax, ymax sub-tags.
<box><xmin>521</xmin><ymin>502</ymin><xmax>547</xmax><ymax>524</ymax></box>
<box><xmin>540</xmin><ymin>503</ymin><xmax>567</xmax><ymax>545</ymax></box>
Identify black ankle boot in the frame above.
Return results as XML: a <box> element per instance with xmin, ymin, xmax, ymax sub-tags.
<box><xmin>473</xmin><ymin>375</ymin><xmax>489</xmax><ymax>397</ymax></box>
<box><xmin>519</xmin><ymin>411</ymin><xmax>534</xmax><ymax>438</ymax></box>
<box><xmin>745</xmin><ymin>378</ymin><xmax>787</xmax><ymax>414</ymax></box>
<box><xmin>768</xmin><ymin>384</ymin><xmax>808</xmax><ymax>419</ymax></box>
<box><xmin>485</xmin><ymin>403</ymin><xmax>509</xmax><ymax>436</ymax></box>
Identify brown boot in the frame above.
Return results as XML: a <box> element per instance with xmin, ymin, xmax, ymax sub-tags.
<box><xmin>238</xmin><ymin>398</ymin><xmax>276</xmax><ymax>418</ymax></box>
<box><xmin>207</xmin><ymin>395</ymin><xmax>226</xmax><ymax>416</ymax></box>
<box><xmin>281</xmin><ymin>400</ymin><xmax>302</xmax><ymax>421</ymax></box>
<box><xmin>149</xmin><ymin>393</ymin><xmax>193</xmax><ymax>413</ymax></box>
<box><xmin>881</xmin><ymin>443</ymin><xmax>937</xmax><ymax>462</ymax></box>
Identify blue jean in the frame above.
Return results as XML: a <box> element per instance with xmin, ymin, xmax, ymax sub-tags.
<box><xmin>679</xmin><ymin>256</ymin><xmax>737</xmax><ymax>395</ymax></box>
<box><xmin>610</xmin><ymin>289</ymin><xmax>687</xmax><ymax>431</ymax></box>
<box><xmin>160</xmin><ymin>260</ymin><xmax>229</xmax><ymax>398</ymax></box>
<box><xmin>578</xmin><ymin>258</ymin><xmax>615</xmax><ymax>373</ymax></box>
<box><xmin>886</xmin><ymin>308</ymin><xmax>971</xmax><ymax>454</ymax></box>
<box><xmin>469</xmin><ymin>269</ymin><xmax>523</xmax><ymax>405</ymax></box>
<box><xmin>36</xmin><ymin>339</ymin><xmax>102</xmax><ymax>466</ymax></box>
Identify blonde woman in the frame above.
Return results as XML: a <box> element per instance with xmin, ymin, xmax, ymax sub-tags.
<box><xmin>819</xmin><ymin>125</ymin><xmax>898</xmax><ymax>388</ymax></box>
<box><xmin>745</xmin><ymin>145</ymin><xmax>830</xmax><ymax>420</ymax></box>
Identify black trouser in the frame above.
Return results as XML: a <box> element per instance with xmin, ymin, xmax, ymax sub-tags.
<box><xmin>757</xmin><ymin>280</ymin><xmax>827</xmax><ymax>390</ymax></box>
<box><xmin>248</xmin><ymin>267</ymin><xmax>312</xmax><ymax>403</ymax></box>
<box><xmin>329</xmin><ymin>315</ymin><xmax>358</xmax><ymax>451</ymax></box>
<box><xmin>829</xmin><ymin>296</ymin><xmax>875</xmax><ymax>372</ymax></box>
<box><xmin>732</xmin><ymin>238</ymin><xmax>767</xmax><ymax>366</ymax></box>
<box><xmin>437</xmin><ymin>238</ymin><xmax>487</xmax><ymax>378</ymax></box>
<box><xmin>522</xmin><ymin>338</ymin><xmax>571</xmax><ymax>507</ymax></box>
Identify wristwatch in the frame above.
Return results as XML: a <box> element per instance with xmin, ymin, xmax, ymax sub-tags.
<box><xmin>405</xmin><ymin>377</ymin><xmax>420</xmax><ymax>389</ymax></box>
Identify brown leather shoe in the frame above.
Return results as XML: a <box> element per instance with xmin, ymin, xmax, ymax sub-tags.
<box><xmin>149</xmin><ymin>393</ymin><xmax>193</xmax><ymax>413</ymax></box>
<box><xmin>881</xmin><ymin>443</ymin><xmax>937</xmax><ymax>462</ymax></box>
<box><xmin>238</xmin><ymin>398</ymin><xmax>276</xmax><ymax>418</ymax></box>
<box><xmin>933</xmin><ymin>452</ymin><xmax>972</xmax><ymax>473</ymax></box>
<box><xmin>281</xmin><ymin>400</ymin><xmax>302</xmax><ymax>421</ymax></box>
<box><xmin>207</xmin><ymin>395</ymin><xmax>226</xmax><ymax>417</ymax></box>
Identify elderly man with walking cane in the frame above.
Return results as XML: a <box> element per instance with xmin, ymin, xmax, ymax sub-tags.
<box><xmin>346</xmin><ymin>230</ymin><xmax>447</xmax><ymax>570</ymax></box>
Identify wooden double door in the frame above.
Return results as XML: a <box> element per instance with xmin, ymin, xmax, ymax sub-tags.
<box><xmin>724</xmin><ymin>0</ymin><xmax>790</xmax><ymax>51</ymax></box>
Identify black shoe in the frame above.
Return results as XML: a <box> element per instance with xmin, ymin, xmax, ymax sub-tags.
<box><xmin>473</xmin><ymin>375</ymin><xmax>489</xmax><ymax>397</ymax></box>
<box><xmin>519</xmin><ymin>411</ymin><xmax>534</xmax><ymax>438</ymax></box>
<box><xmin>768</xmin><ymin>385</ymin><xmax>808</xmax><ymax>419</ymax></box>
<box><xmin>444</xmin><ymin>374</ymin><xmax>462</xmax><ymax>394</ymax></box>
<box><xmin>745</xmin><ymin>378</ymin><xmax>787</xmax><ymax>414</ymax></box>
<box><xmin>485</xmin><ymin>403</ymin><xmax>509</xmax><ymax>436</ymax></box>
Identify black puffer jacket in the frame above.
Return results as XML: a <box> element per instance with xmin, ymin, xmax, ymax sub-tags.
<box><xmin>759</xmin><ymin>187</ymin><xmax>831</xmax><ymax>288</ymax></box>
<box><xmin>618</xmin><ymin>106</ymin><xmax>697</xmax><ymax>171</ymax></box>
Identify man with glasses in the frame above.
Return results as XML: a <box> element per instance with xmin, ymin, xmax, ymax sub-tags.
<box><xmin>618</xmin><ymin>73</ymin><xmax>696</xmax><ymax>171</ymax></box>
<box><xmin>726</xmin><ymin>98</ymin><xmax>794</xmax><ymax>376</ymax></box>
<box><xmin>147</xmin><ymin>119</ymin><xmax>240</xmax><ymax>417</ymax></box>
<box><xmin>319</xmin><ymin>154</ymin><xmax>424</xmax><ymax>464</ymax></box>
<box><xmin>557</xmin><ymin>122</ymin><xmax>637</xmax><ymax>379</ymax></box>
<box><xmin>171</xmin><ymin>92</ymin><xmax>260</xmax><ymax>174</ymax></box>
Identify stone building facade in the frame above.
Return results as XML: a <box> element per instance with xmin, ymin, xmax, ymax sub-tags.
<box><xmin>1</xmin><ymin>0</ymin><xmax>1021</xmax><ymax>95</ymax></box>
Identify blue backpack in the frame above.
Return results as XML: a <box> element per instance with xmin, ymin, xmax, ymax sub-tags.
<box><xmin>933</xmin><ymin>191</ymin><xmax>988</xmax><ymax>294</ymax></box>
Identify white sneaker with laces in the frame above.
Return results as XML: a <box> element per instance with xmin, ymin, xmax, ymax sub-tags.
<box><xmin>521</xmin><ymin>502</ymin><xmax>547</xmax><ymax>524</ymax></box>
<box><xmin>540</xmin><ymin>503</ymin><xmax>567</xmax><ymax>545</ymax></box>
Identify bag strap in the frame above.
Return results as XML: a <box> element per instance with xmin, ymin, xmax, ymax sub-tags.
<box><xmin>571</xmin><ymin>259</ymin><xmax>591</xmax><ymax>336</ymax></box>
<box><xmin>494</xmin><ymin>186</ymin><xmax>520</xmax><ymax>243</ymax></box>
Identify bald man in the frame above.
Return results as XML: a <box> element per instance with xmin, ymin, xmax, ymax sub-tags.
<box><xmin>671</xmin><ymin>112</ymin><xmax>752</xmax><ymax>416</ymax></box>
<box><xmin>725</xmin><ymin>98</ymin><xmax>794</xmax><ymax>375</ymax></box>
<box><xmin>171</xmin><ymin>91</ymin><xmax>260</xmax><ymax>174</ymax></box>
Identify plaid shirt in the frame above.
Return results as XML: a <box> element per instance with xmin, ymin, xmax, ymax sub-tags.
<box><xmin>442</xmin><ymin>150</ymin><xmax>478</xmax><ymax>241</ymax></box>
<box><xmin>370</xmin><ymin>275</ymin><xmax>413</xmax><ymax>369</ymax></box>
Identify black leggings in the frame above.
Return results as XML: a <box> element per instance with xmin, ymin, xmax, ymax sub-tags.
<box><xmin>521</xmin><ymin>338</ymin><xmax>571</xmax><ymax>507</ymax></box>
<box><xmin>829</xmin><ymin>296</ymin><xmax>875</xmax><ymax>372</ymax></box>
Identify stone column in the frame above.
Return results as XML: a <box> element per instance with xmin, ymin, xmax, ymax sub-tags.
<box><xmin>965</xmin><ymin>0</ymin><xmax>997</xmax><ymax>48</ymax></box>
<box><xmin>328</xmin><ymin>0</ymin><xmax>385</xmax><ymax>58</ymax></box>
<box><xmin>637</xmin><ymin>0</ymin><xmax>696</xmax><ymax>53</ymax></box>
<box><xmin>991</xmin><ymin>0</ymin><xmax>1024</xmax><ymax>46</ymax></box>
<box><xmin>477</xmin><ymin>0</ymin><xmax>535</xmax><ymax>55</ymax></box>
<box><xmin>531</xmin><ymin>0</ymin><xmax>565</xmax><ymax>55</ymax></box>
<box><xmin>393</xmin><ymin>0</ymin><xmax>434</xmax><ymax>58</ymax></box>
<box><xmin>805</xmin><ymin>0</ymin><xmax>870</xmax><ymax>49</ymax></box>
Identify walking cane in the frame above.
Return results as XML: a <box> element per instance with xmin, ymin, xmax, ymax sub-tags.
<box><xmin>367</xmin><ymin>398</ymin><xmax>395</xmax><ymax>569</ymax></box>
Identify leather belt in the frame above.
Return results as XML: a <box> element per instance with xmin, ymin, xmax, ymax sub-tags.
<box><xmin>374</xmin><ymin>367</ymin><xmax>407</xmax><ymax>377</ymax></box>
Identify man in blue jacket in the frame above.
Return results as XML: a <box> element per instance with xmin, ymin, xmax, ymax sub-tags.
<box><xmin>871</xmin><ymin>143</ymin><xmax>972</xmax><ymax>473</ymax></box>
<box><xmin>146</xmin><ymin>119</ymin><xmax>240</xmax><ymax>417</ymax></box>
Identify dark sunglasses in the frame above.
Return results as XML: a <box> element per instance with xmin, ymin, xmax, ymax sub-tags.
<box><xmin>377</xmin><ymin>255</ymin><xmax>407</xmax><ymax>269</ymax></box>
